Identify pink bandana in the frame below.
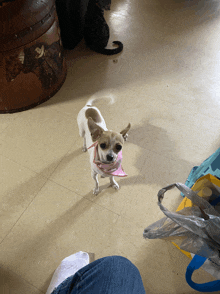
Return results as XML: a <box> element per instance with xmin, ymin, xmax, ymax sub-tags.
<box><xmin>88</xmin><ymin>142</ymin><xmax>127</xmax><ymax>177</ymax></box>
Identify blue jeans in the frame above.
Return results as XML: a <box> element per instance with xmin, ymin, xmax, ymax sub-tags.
<box><xmin>51</xmin><ymin>256</ymin><xmax>146</xmax><ymax>294</ymax></box>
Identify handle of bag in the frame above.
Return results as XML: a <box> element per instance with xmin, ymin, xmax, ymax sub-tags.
<box><xmin>158</xmin><ymin>183</ymin><xmax>219</xmax><ymax>217</ymax></box>
<box><xmin>186</xmin><ymin>255</ymin><xmax>220</xmax><ymax>292</ymax></box>
<box><xmin>158</xmin><ymin>183</ymin><xmax>220</xmax><ymax>292</ymax></box>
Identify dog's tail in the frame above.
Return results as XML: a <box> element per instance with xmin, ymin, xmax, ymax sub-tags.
<box><xmin>86</xmin><ymin>94</ymin><xmax>115</xmax><ymax>107</ymax></box>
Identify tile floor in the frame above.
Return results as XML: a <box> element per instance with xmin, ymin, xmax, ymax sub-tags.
<box><xmin>1</xmin><ymin>0</ymin><xmax>220</xmax><ymax>293</ymax></box>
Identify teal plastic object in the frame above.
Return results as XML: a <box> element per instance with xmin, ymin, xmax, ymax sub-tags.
<box><xmin>182</xmin><ymin>148</ymin><xmax>220</xmax><ymax>196</ymax></box>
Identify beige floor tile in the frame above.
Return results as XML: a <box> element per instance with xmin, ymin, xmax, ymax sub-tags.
<box><xmin>0</xmin><ymin>139</ymin><xmax>3</xmax><ymax>155</ymax></box>
<box><xmin>0</xmin><ymin>108</ymin><xmax>76</xmax><ymax>178</ymax></box>
<box><xmin>0</xmin><ymin>113</ymin><xmax>19</xmax><ymax>134</ymax></box>
<box><xmin>135</xmin><ymin>148</ymin><xmax>195</xmax><ymax>187</ymax></box>
<box><xmin>146</xmin><ymin>103</ymin><xmax>220</xmax><ymax>162</ymax></box>
<box><xmin>0</xmin><ymin>155</ymin><xmax>47</xmax><ymax>242</ymax></box>
<box><xmin>0</xmin><ymin>180</ymin><xmax>120</xmax><ymax>292</ymax></box>
<box><xmin>0</xmin><ymin>267</ymin><xmax>43</xmax><ymax>294</ymax></box>
<box><xmin>126</xmin><ymin>108</ymin><xmax>220</xmax><ymax>165</ymax></box>
<box><xmin>49</xmin><ymin>139</ymin><xmax>95</xmax><ymax>195</ymax></box>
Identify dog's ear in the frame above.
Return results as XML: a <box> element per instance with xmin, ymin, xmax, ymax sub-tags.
<box><xmin>88</xmin><ymin>117</ymin><xmax>104</xmax><ymax>142</ymax></box>
<box><xmin>120</xmin><ymin>123</ymin><xmax>131</xmax><ymax>141</ymax></box>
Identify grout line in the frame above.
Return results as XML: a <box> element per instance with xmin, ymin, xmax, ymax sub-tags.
<box><xmin>1</xmin><ymin>174</ymin><xmax>120</xmax><ymax>246</ymax></box>
<box><xmin>0</xmin><ymin>178</ymin><xmax>49</xmax><ymax>246</ymax></box>
<box><xmin>0</xmin><ymin>154</ymin><xmax>44</xmax><ymax>175</ymax></box>
<box><xmin>48</xmin><ymin>176</ymin><xmax>122</xmax><ymax>217</ymax></box>
<box><xmin>46</xmin><ymin>143</ymin><xmax>78</xmax><ymax>180</ymax></box>
<box><xmin>0</xmin><ymin>141</ymin><xmax>77</xmax><ymax>181</ymax></box>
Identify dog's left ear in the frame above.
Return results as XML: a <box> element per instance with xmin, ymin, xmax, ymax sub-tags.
<box><xmin>88</xmin><ymin>117</ymin><xmax>104</xmax><ymax>142</ymax></box>
<box><xmin>120</xmin><ymin>123</ymin><xmax>131</xmax><ymax>141</ymax></box>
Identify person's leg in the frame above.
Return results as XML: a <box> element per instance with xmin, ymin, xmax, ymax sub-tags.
<box><xmin>46</xmin><ymin>252</ymin><xmax>90</xmax><ymax>294</ymax></box>
<box><xmin>51</xmin><ymin>255</ymin><xmax>146</xmax><ymax>294</ymax></box>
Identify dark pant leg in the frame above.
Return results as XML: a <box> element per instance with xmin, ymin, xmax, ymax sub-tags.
<box><xmin>51</xmin><ymin>256</ymin><xmax>146</xmax><ymax>294</ymax></box>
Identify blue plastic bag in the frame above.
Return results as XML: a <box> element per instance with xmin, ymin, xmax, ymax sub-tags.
<box><xmin>185</xmin><ymin>195</ymin><xmax>220</xmax><ymax>292</ymax></box>
<box><xmin>186</xmin><ymin>255</ymin><xmax>220</xmax><ymax>292</ymax></box>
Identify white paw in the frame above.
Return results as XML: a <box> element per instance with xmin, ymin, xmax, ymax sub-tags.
<box><xmin>93</xmin><ymin>188</ymin><xmax>100</xmax><ymax>195</ymax></box>
<box><xmin>111</xmin><ymin>183</ymin><xmax>119</xmax><ymax>190</ymax></box>
<box><xmin>82</xmin><ymin>147</ymin><xmax>87</xmax><ymax>152</ymax></box>
<box><xmin>123</xmin><ymin>134</ymin><xmax>128</xmax><ymax>141</ymax></box>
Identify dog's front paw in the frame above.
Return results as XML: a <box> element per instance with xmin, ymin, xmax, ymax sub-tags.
<box><xmin>111</xmin><ymin>183</ymin><xmax>119</xmax><ymax>190</ymax></box>
<box><xmin>93</xmin><ymin>188</ymin><xmax>100</xmax><ymax>195</ymax></box>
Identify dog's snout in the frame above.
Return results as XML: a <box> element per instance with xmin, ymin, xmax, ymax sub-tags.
<box><xmin>107</xmin><ymin>154</ymin><xmax>114</xmax><ymax>162</ymax></box>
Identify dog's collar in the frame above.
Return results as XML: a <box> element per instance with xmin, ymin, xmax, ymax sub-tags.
<box><xmin>88</xmin><ymin>142</ymin><xmax>127</xmax><ymax>177</ymax></box>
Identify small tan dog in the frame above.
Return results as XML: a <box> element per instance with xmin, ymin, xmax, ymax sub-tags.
<box><xmin>77</xmin><ymin>97</ymin><xmax>131</xmax><ymax>195</ymax></box>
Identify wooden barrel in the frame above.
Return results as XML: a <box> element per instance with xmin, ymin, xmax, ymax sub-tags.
<box><xmin>0</xmin><ymin>0</ymin><xmax>67</xmax><ymax>113</ymax></box>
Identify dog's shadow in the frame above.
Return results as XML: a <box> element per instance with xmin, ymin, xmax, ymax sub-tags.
<box><xmin>117</xmin><ymin>120</ymin><xmax>192</xmax><ymax>188</ymax></box>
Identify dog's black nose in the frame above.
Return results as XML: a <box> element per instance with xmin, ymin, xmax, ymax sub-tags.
<box><xmin>107</xmin><ymin>154</ymin><xmax>114</xmax><ymax>162</ymax></box>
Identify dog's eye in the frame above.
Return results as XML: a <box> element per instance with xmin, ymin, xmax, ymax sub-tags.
<box><xmin>116</xmin><ymin>144</ymin><xmax>122</xmax><ymax>151</ymax></box>
<box><xmin>100</xmin><ymin>143</ymin><xmax>106</xmax><ymax>149</ymax></box>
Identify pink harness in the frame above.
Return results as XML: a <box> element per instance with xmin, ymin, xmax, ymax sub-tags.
<box><xmin>88</xmin><ymin>142</ymin><xmax>127</xmax><ymax>177</ymax></box>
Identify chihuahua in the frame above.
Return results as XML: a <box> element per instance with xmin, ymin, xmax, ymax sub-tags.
<box><xmin>77</xmin><ymin>97</ymin><xmax>131</xmax><ymax>195</ymax></box>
